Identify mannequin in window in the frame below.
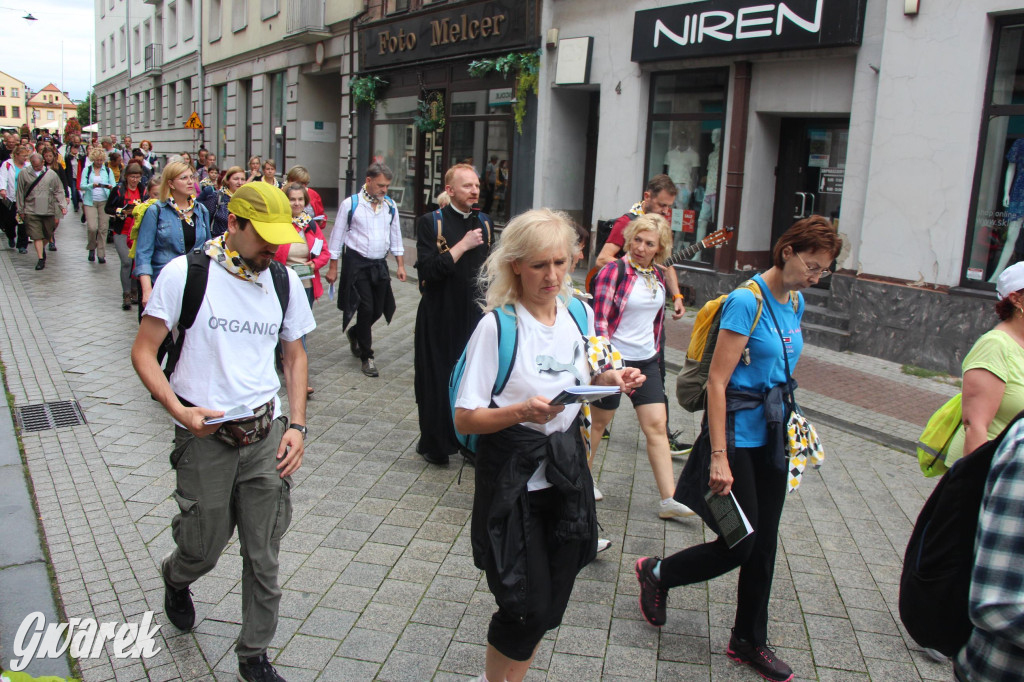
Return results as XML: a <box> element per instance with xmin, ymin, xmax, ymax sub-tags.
<box><xmin>697</xmin><ymin>127</ymin><xmax>722</xmax><ymax>243</ymax></box>
<box><xmin>664</xmin><ymin>129</ymin><xmax>700</xmax><ymax>248</ymax></box>
<box><xmin>993</xmin><ymin>139</ymin><xmax>1024</xmax><ymax>282</ymax></box>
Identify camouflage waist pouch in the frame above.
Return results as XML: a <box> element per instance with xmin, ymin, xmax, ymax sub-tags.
<box><xmin>214</xmin><ymin>399</ymin><xmax>276</xmax><ymax>448</ymax></box>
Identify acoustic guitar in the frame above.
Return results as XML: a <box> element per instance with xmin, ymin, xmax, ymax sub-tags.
<box><xmin>584</xmin><ymin>226</ymin><xmax>734</xmax><ymax>293</ymax></box>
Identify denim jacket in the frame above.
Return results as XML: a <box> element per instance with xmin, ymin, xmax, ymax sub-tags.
<box><xmin>133</xmin><ymin>200</ymin><xmax>210</xmax><ymax>280</ymax></box>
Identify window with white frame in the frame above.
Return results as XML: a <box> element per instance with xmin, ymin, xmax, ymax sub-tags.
<box><xmin>12</xmin><ymin>106</ymin><xmax>18</xmax><ymax>118</ymax></box>
<box><xmin>232</xmin><ymin>0</ymin><xmax>247</xmax><ymax>32</ymax></box>
<box><xmin>11</xmin><ymin>87</ymin><xmax>17</xmax><ymax>97</ymax></box>
<box><xmin>261</xmin><ymin>0</ymin><xmax>278</xmax><ymax>20</ymax></box>
<box><xmin>209</xmin><ymin>0</ymin><xmax>222</xmax><ymax>41</ymax></box>
<box><xmin>183</xmin><ymin>0</ymin><xmax>194</xmax><ymax>40</ymax></box>
<box><xmin>0</xmin><ymin>106</ymin><xmax>6</xmax><ymax>117</ymax></box>
<box><xmin>120</xmin><ymin>26</ymin><xmax>126</xmax><ymax>61</ymax></box>
<box><xmin>168</xmin><ymin>2</ymin><xmax>178</xmax><ymax>46</ymax></box>
<box><xmin>144</xmin><ymin>19</ymin><xmax>151</xmax><ymax>48</ymax></box>
<box><xmin>100</xmin><ymin>41</ymin><xmax>106</xmax><ymax>71</ymax></box>
<box><xmin>0</xmin><ymin>87</ymin><xmax>5</xmax><ymax>97</ymax></box>
<box><xmin>47</xmin><ymin>111</ymin><xmax>54</xmax><ymax>120</ymax></box>
<box><xmin>134</xmin><ymin>26</ymin><xmax>141</xmax><ymax>63</ymax></box>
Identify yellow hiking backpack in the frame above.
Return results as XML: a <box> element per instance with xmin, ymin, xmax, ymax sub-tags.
<box><xmin>916</xmin><ymin>393</ymin><xmax>963</xmax><ymax>477</ymax></box>
<box><xmin>676</xmin><ymin>279</ymin><xmax>797</xmax><ymax>412</ymax></box>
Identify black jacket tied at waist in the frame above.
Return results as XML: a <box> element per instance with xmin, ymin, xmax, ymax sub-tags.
<box><xmin>471</xmin><ymin>423</ymin><xmax>598</xmax><ymax>620</ymax></box>
<box><xmin>336</xmin><ymin>247</ymin><xmax>396</xmax><ymax>331</ymax></box>
<box><xmin>674</xmin><ymin>380</ymin><xmax>795</xmax><ymax>533</ymax></box>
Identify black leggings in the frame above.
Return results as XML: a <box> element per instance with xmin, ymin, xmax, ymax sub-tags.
<box><xmin>659</xmin><ymin>446</ymin><xmax>787</xmax><ymax>645</ymax></box>
<box><xmin>487</xmin><ymin>487</ymin><xmax>586</xmax><ymax>661</ymax></box>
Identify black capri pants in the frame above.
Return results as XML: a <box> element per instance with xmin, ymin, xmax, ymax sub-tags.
<box><xmin>659</xmin><ymin>445</ymin><xmax>787</xmax><ymax>645</ymax></box>
<box><xmin>487</xmin><ymin>487</ymin><xmax>587</xmax><ymax>661</ymax></box>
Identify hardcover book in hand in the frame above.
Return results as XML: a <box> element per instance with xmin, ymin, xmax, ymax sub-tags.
<box><xmin>704</xmin><ymin>489</ymin><xmax>754</xmax><ymax>549</ymax></box>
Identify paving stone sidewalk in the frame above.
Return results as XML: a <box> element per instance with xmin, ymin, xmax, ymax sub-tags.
<box><xmin>0</xmin><ymin>218</ymin><xmax>956</xmax><ymax>680</ymax></box>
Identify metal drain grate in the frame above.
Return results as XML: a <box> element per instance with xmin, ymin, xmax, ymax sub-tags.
<box><xmin>15</xmin><ymin>401</ymin><xmax>87</xmax><ymax>432</ymax></box>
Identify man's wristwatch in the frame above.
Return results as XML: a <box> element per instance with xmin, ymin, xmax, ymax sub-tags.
<box><xmin>288</xmin><ymin>423</ymin><xmax>307</xmax><ymax>438</ymax></box>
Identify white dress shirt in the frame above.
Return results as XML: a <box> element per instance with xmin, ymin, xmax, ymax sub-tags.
<box><xmin>328</xmin><ymin>190</ymin><xmax>404</xmax><ymax>260</ymax></box>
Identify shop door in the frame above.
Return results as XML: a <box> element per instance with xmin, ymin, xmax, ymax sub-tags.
<box><xmin>771</xmin><ymin>118</ymin><xmax>848</xmax><ymax>288</ymax></box>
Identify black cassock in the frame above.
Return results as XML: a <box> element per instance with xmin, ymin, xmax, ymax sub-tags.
<box><xmin>413</xmin><ymin>206</ymin><xmax>491</xmax><ymax>458</ymax></box>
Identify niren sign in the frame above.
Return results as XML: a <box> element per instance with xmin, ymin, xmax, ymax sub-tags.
<box><xmin>631</xmin><ymin>0</ymin><xmax>866</xmax><ymax>63</ymax></box>
<box><xmin>361</xmin><ymin>0</ymin><xmax>536</xmax><ymax>71</ymax></box>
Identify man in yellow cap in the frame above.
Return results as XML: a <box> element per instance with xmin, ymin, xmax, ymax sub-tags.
<box><xmin>131</xmin><ymin>181</ymin><xmax>315</xmax><ymax>682</ymax></box>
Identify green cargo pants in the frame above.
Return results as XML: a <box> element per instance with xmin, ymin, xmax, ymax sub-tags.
<box><xmin>163</xmin><ymin>416</ymin><xmax>293</xmax><ymax>660</ymax></box>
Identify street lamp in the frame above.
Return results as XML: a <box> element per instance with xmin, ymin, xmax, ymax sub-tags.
<box><xmin>0</xmin><ymin>6</ymin><xmax>37</xmax><ymax>20</ymax></box>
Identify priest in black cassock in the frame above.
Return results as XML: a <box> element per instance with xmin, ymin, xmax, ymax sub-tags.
<box><xmin>413</xmin><ymin>164</ymin><xmax>493</xmax><ymax>465</ymax></box>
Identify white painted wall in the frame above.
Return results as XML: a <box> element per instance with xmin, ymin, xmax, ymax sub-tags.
<box><xmin>857</xmin><ymin>0</ymin><xmax>1018</xmax><ymax>285</ymax></box>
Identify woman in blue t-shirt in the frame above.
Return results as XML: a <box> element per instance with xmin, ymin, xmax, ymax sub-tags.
<box><xmin>634</xmin><ymin>216</ymin><xmax>841</xmax><ymax>682</ymax></box>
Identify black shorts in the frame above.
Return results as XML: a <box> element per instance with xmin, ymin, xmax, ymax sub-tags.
<box><xmin>593</xmin><ymin>355</ymin><xmax>664</xmax><ymax>410</ymax></box>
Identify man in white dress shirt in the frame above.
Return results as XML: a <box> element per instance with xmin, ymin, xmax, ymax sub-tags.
<box><xmin>325</xmin><ymin>163</ymin><xmax>407</xmax><ymax>377</ymax></box>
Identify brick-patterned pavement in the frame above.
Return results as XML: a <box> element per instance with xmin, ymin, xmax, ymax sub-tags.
<box><xmin>0</xmin><ymin>216</ymin><xmax>959</xmax><ymax>681</ymax></box>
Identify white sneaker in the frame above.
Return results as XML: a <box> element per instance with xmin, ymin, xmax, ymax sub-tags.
<box><xmin>597</xmin><ymin>538</ymin><xmax>612</xmax><ymax>553</ymax></box>
<box><xmin>594</xmin><ymin>485</ymin><xmax>604</xmax><ymax>501</ymax></box>
<box><xmin>924</xmin><ymin>648</ymin><xmax>948</xmax><ymax>663</ymax></box>
<box><xmin>659</xmin><ymin>498</ymin><xmax>697</xmax><ymax>519</ymax></box>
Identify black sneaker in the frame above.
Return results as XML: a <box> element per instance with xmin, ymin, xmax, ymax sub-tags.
<box><xmin>668</xmin><ymin>430</ymin><xmax>691</xmax><ymax>456</ymax></box>
<box><xmin>635</xmin><ymin>556</ymin><xmax>667</xmax><ymax>627</ymax></box>
<box><xmin>34</xmin><ymin>258</ymin><xmax>45</xmax><ymax>271</ymax></box>
<box><xmin>237</xmin><ymin>654</ymin><xmax>286</xmax><ymax>682</ymax></box>
<box><xmin>727</xmin><ymin>631</ymin><xmax>794</xmax><ymax>682</ymax></box>
<box><xmin>47</xmin><ymin>241</ymin><xmax>56</xmax><ymax>251</ymax></box>
<box><xmin>346</xmin><ymin>328</ymin><xmax>361</xmax><ymax>357</ymax></box>
<box><xmin>88</xmin><ymin>249</ymin><xmax>95</xmax><ymax>262</ymax></box>
<box><xmin>163</xmin><ymin>577</ymin><xmax>196</xmax><ymax>631</ymax></box>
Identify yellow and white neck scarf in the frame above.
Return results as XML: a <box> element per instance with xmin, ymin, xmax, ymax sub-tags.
<box><xmin>204</xmin><ymin>235</ymin><xmax>263</xmax><ymax>288</ymax></box>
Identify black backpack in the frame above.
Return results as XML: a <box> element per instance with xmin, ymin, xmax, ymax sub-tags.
<box><xmin>898</xmin><ymin>410</ymin><xmax>1024</xmax><ymax>657</ymax></box>
<box><xmin>161</xmin><ymin>250</ymin><xmax>291</xmax><ymax>379</ymax></box>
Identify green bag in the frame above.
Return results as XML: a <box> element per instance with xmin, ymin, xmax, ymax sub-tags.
<box><xmin>916</xmin><ymin>393</ymin><xmax>962</xmax><ymax>477</ymax></box>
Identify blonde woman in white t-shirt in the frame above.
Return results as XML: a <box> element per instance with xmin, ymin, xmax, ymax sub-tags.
<box><xmin>454</xmin><ymin>208</ymin><xmax>643</xmax><ymax>682</ymax></box>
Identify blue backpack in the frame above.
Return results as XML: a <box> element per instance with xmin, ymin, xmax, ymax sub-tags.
<box><xmin>347</xmin><ymin>192</ymin><xmax>397</xmax><ymax>225</ymax></box>
<box><xmin>449</xmin><ymin>297</ymin><xmax>589</xmax><ymax>454</ymax></box>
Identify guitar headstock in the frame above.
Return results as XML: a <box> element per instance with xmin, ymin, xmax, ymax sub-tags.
<box><xmin>700</xmin><ymin>227</ymin><xmax>733</xmax><ymax>249</ymax></box>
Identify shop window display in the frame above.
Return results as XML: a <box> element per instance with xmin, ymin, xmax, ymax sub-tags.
<box><xmin>967</xmin><ymin>20</ymin><xmax>1024</xmax><ymax>286</ymax></box>
<box><xmin>372</xmin><ymin>96</ymin><xmax>419</xmax><ymax>214</ymax></box>
<box><xmin>645</xmin><ymin>70</ymin><xmax>727</xmax><ymax>264</ymax></box>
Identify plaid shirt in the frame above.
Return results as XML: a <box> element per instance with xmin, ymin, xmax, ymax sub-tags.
<box><xmin>591</xmin><ymin>256</ymin><xmax>665</xmax><ymax>352</ymax></box>
<box><xmin>956</xmin><ymin>419</ymin><xmax>1024</xmax><ymax>682</ymax></box>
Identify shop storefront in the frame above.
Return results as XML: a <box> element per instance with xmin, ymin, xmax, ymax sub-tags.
<box><xmin>358</xmin><ymin>0</ymin><xmax>540</xmax><ymax>227</ymax></box>
<box><xmin>535</xmin><ymin>0</ymin><xmax>1024</xmax><ymax>372</ymax></box>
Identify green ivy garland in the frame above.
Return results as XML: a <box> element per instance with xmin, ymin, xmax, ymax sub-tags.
<box><xmin>467</xmin><ymin>50</ymin><xmax>541</xmax><ymax>134</ymax></box>
<box><xmin>414</xmin><ymin>91</ymin><xmax>446</xmax><ymax>133</ymax></box>
<box><xmin>350</xmin><ymin>75</ymin><xmax>388</xmax><ymax>110</ymax></box>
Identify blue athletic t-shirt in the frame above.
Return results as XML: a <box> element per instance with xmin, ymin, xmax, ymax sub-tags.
<box><xmin>718</xmin><ymin>273</ymin><xmax>804</xmax><ymax>447</ymax></box>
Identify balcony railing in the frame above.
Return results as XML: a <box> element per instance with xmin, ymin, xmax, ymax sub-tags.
<box><xmin>144</xmin><ymin>44</ymin><xmax>163</xmax><ymax>75</ymax></box>
<box><xmin>286</xmin><ymin>0</ymin><xmax>327</xmax><ymax>37</ymax></box>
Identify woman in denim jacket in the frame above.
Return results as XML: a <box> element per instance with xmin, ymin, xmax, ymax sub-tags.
<box><xmin>134</xmin><ymin>160</ymin><xmax>210</xmax><ymax>308</ymax></box>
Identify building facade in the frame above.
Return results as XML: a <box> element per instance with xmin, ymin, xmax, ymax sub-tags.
<box><xmin>355</xmin><ymin>0</ymin><xmax>541</xmax><ymax>228</ymax></box>
<box><xmin>26</xmin><ymin>84</ymin><xmax>76</xmax><ymax>133</ymax></box>
<box><xmin>200</xmin><ymin>0</ymin><xmax>363</xmax><ymax>208</ymax></box>
<box><xmin>0</xmin><ymin>72</ymin><xmax>27</xmax><ymax>130</ymax></box>
<box><xmin>535</xmin><ymin>0</ymin><xmax>1024</xmax><ymax>373</ymax></box>
<box><xmin>94</xmin><ymin>0</ymin><xmax>202</xmax><ymax>158</ymax></box>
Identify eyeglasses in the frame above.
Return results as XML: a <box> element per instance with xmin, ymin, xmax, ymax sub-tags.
<box><xmin>793</xmin><ymin>251</ymin><xmax>831</xmax><ymax>279</ymax></box>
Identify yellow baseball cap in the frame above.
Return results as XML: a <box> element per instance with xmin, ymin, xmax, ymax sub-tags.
<box><xmin>228</xmin><ymin>182</ymin><xmax>303</xmax><ymax>245</ymax></box>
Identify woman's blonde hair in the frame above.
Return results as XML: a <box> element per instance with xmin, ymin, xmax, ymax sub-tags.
<box><xmin>478</xmin><ymin>208</ymin><xmax>577</xmax><ymax>312</ymax></box>
<box><xmin>159</xmin><ymin>160</ymin><xmax>194</xmax><ymax>201</ymax></box>
<box><xmin>624</xmin><ymin>213</ymin><xmax>673</xmax><ymax>263</ymax></box>
<box><xmin>88</xmin><ymin>147</ymin><xmax>106</xmax><ymax>164</ymax></box>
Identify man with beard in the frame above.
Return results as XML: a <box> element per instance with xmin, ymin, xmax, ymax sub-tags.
<box><xmin>413</xmin><ymin>163</ymin><xmax>492</xmax><ymax>465</ymax></box>
<box><xmin>325</xmin><ymin>162</ymin><xmax>406</xmax><ymax>377</ymax></box>
<box><xmin>131</xmin><ymin>182</ymin><xmax>315</xmax><ymax>682</ymax></box>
